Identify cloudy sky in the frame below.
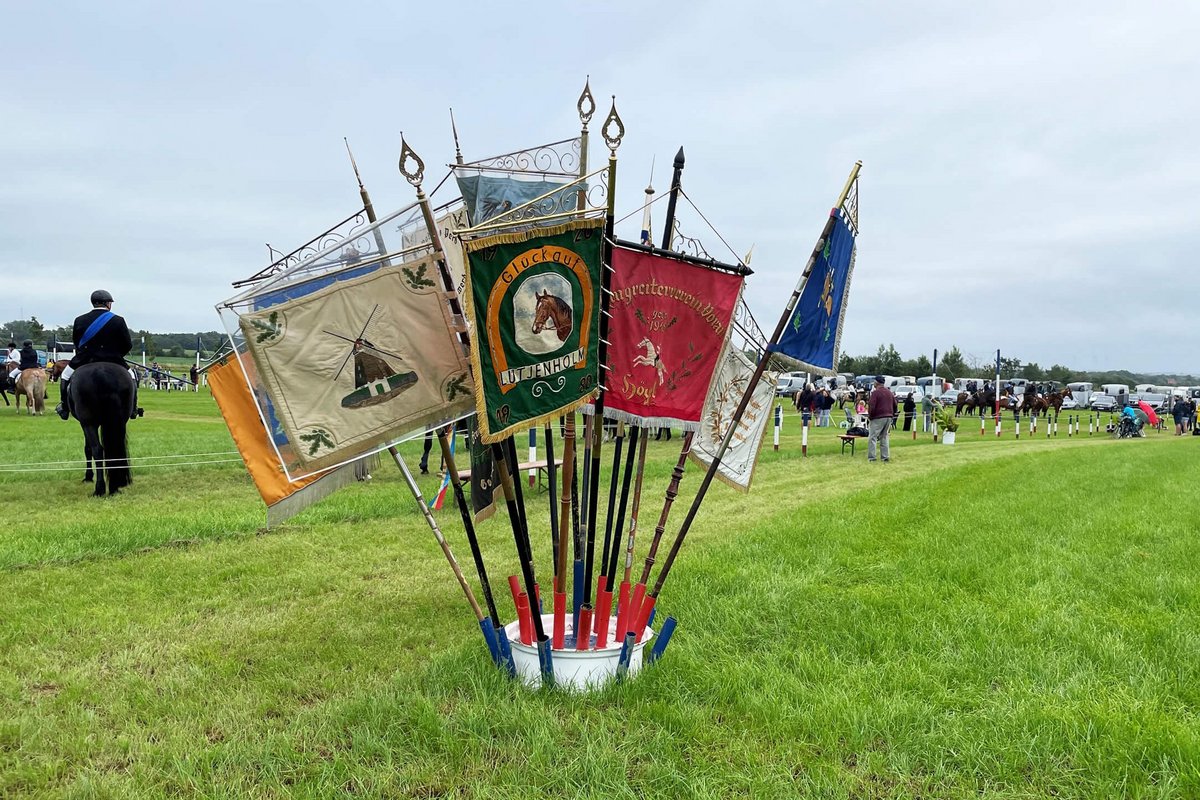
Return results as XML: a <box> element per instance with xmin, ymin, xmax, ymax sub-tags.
<box><xmin>3</xmin><ymin>2</ymin><xmax>1197</xmax><ymax>374</ymax></box>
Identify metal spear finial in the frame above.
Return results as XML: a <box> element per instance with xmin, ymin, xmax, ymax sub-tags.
<box><xmin>344</xmin><ymin>137</ymin><xmax>365</xmax><ymax>191</ymax></box>
<box><xmin>450</xmin><ymin>108</ymin><xmax>463</xmax><ymax>165</ymax></box>
<box><xmin>398</xmin><ymin>133</ymin><xmax>425</xmax><ymax>187</ymax></box>
<box><xmin>602</xmin><ymin>96</ymin><xmax>624</xmax><ymax>154</ymax></box>
<box><xmin>578</xmin><ymin>76</ymin><xmax>595</xmax><ymax>129</ymax></box>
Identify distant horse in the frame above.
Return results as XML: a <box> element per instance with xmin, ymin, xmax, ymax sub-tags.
<box><xmin>959</xmin><ymin>389</ymin><xmax>996</xmax><ymax>416</ymax></box>
<box><xmin>953</xmin><ymin>391</ymin><xmax>972</xmax><ymax>416</ymax></box>
<box><xmin>71</xmin><ymin>362</ymin><xmax>134</xmax><ymax>496</ymax></box>
<box><xmin>48</xmin><ymin>360</ymin><xmax>70</xmax><ymax>382</ymax></box>
<box><xmin>531</xmin><ymin>291</ymin><xmax>572</xmax><ymax>341</ymax></box>
<box><xmin>14</xmin><ymin>368</ymin><xmax>48</xmax><ymax>415</ymax></box>
<box><xmin>1045</xmin><ymin>387</ymin><xmax>1073</xmax><ymax>414</ymax></box>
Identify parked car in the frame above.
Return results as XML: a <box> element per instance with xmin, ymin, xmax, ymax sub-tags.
<box><xmin>892</xmin><ymin>385</ymin><xmax>924</xmax><ymax>403</ymax></box>
<box><xmin>1091</xmin><ymin>395</ymin><xmax>1118</xmax><ymax>412</ymax></box>
<box><xmin>1133</xmin><ymin>392</ymin><xmax>1169</xmax><ymax>413</ymax></box>
<box><xmin>775</xmin><ymin>376</ymin><xmax>804</xmax><ymax>397</ymax></box>
<box><xmin>1060</xmin><ymin>396</ymin><xmax>1079</xmax><ymax>410</ymax></box>
<box><xmin>938</xmin><ymin>388</ymin><xmax>962</xmax><ymax>404</ymax></box>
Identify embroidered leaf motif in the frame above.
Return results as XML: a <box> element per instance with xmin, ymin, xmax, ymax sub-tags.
<box><xmin>299</xmin><ymin>428</ymin><xmax>334</xmax><ymax>456</ymax></box>
<box><xmin>402</xmin><ymin>263</ymin><xmax>436</xmax><ymax>290</ymax></box>
<box><xmin>445</xmin><ymin>374</ymin><xmax>469</xmax><ymax>401</ymax></box>
<box><xmin>251</xmin><ymin>311</ymin><xmax>281</xmax><ymax>343</ymax></box>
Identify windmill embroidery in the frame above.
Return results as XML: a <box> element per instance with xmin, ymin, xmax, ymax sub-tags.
<box><xmin>324</xmin><ymin>304</ymin><xmax>418</xmax><ymax>409</ymax></box>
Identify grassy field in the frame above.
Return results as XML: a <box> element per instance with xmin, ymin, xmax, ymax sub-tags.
<box><xmin>1</xmin><ymin>386</ymin><xmax>1197</xmax><ymax>798</ymax></box>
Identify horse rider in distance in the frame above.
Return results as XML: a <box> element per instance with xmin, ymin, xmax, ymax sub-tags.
<box><xmin>56</xmin><ymin>289</ymin><xmax>144</xmax><ymax>421</ymax></box>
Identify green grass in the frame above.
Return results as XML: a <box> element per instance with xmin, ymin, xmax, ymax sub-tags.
<box><xmin>1</xmin><ymin>389</ymin><xmax>1197</xmax><ymax>798</ymax></box>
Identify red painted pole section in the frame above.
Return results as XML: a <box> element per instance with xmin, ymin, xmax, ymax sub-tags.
<box><xmin>576</xmin><ymin>605</ymin><xmax>594</xmax><ymax>651</ymax></box>
<box><xmin>516</xmin><ymin>592</ymin><xmax>533</xmax><ymax>645</ymax></box>
<box><xmin>552</xmin><ymin>586</ymin><xmax>566</xmax><ymax>650</ymax></box>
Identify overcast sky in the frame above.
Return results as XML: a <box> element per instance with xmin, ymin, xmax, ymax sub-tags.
<box><xmin>3</xmin><ymin>2</ymin><xmax>1197</xmax><ymax>374</ymax></box>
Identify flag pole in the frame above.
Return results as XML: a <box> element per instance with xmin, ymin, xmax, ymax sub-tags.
<box><xmin>626</xmin><ymin>147</ymin><xmax>689</xmax><ymax>631</ymax></box>
<box><xmin>568</xmin><ymin>78</ymin><xmax>595</xmax><ymax>631</ymax></box>
<box><xmin>580</xmin><ymin>98</ymin><xmax>624</xmax><ymax>646</ymax></box>
<box><xmin>631</xmin><ymin>161</ymin><xmax>863</xmax><ymax>638</ymax></box>
<box><xmin>394</xmin><ymin>137</ymin><xmax>512</xmax><ymax>666</ymax></box>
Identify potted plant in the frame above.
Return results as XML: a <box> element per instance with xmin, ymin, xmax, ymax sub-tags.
<box><xmin>933</xmin><ymin>400</ymin><xmax>959</xmax><ymax>444</ymax></box>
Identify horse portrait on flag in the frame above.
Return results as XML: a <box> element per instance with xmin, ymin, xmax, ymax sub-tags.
<box><xmin>462</xmin><ymin>219</ymin><xmax>604</xmax><ymax>442</ymax></box>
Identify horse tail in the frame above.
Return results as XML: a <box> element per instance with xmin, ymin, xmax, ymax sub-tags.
<box><xmin>102</xmin><ymin>419</ymin><xmax>132</xmax><ymax>490</ymax></box>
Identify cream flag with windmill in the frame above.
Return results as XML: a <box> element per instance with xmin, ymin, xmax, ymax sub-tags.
<box><xmin>240</xmin><ymin>256</ymin><xmax>473</xmax><ymax>472</ymax></box>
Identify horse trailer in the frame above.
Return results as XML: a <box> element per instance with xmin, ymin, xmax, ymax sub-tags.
<box><xmin>1067</xmin><ymin>382</ymin><xmax>1093</xmax><ymax>406</ymax></box>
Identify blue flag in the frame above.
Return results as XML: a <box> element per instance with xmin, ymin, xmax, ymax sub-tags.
<box><xmin>770</xmin><ymin>210</ymin><xmax>857</xmax><ymax>373</ymax></box>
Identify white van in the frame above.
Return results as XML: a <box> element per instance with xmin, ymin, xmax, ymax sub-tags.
<box><xmin>1134</xmin><ymin>384</ymin><xmax>1155</xmax><ymax>394</ymax></box>
<box><xmin>885</xmin><ymin>376</ymin><xmax>915</xmax><ymax>390</ymax></box>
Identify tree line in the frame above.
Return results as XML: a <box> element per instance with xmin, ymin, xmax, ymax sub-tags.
<box><xmin>2</xmin><ymin>317</ymin><xmax>224</xmax><ymax>360</ymax></box>
<box><xmin>4</xmin><ymin>314</ymin><xmax>1195</xmax><ymax>385</ymax></box>
<box><xmin>839</xmin><ymin>344</ymin><xmax>1198</xmax><ymax>387</ymax></box>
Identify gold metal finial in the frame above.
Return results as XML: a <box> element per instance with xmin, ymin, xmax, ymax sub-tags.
<box><xmin>602</xmin><ymin>96</ymin><xmax>624</xmax><ymax>153</ymax></box>
<box><xmin>398</xmin><ymin>134</ymin><xmax>425</xmax><ymax>187</ymax></box>
<box><xmin>577</xmin><ymin>77</ymin><xmax>596</xmax><ymax>129</ymax></box>
<box><xmin>450</xmin><ymin>108</ymin><xmax>463</xmax><ymax>165</ymax></box>
<box><xmin>344</xmin><ymin>137</ymin><xmax>365</xmax><ymax>191</ymax></box>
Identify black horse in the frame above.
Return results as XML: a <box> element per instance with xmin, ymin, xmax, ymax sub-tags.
<box><xmin>71</xmin><ymin>362</ymin><xmax>134</xmax><ymax>496</ymax></box>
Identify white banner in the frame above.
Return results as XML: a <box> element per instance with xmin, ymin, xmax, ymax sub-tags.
<box><xmin>240</xmin><ymin>257</ymin><xmax>473</xmax><ymax>472</ymax></box>
<box><xmin>688</xmin><ymin>346</ymin><xmax>776</xmax><ymax>492</ymax></box>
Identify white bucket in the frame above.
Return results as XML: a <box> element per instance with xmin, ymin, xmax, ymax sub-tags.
<box><xmin>942</xmin><ymin>430</ymin><xmax>956</xmax><ymax>445</ymax></box>
<box><xmin>504</xmin><ymin>613</ymin><xmax>655</xmax><ymax>691</ymax></box>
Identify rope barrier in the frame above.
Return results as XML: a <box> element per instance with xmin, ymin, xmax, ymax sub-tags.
<box><xmin>0</xmin><ymin>450</ymin><xmax>240</xmax><ymax>468</ymax></box>
<box><xmin>0</xmin><ymin>457</ymin><xmax>244</xmax><ymax>474</ymax></box>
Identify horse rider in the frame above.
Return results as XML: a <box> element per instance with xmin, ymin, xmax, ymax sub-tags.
<box><xmin>56</xmin><ymin>289</ymin><xmax>144</xmax><ymax>421</ymax></box>
<box><xmin>8</xmin><ymin>339</ymin><xmax>39</xmax><ymax>386</ymax></box>
<box><xmin>3</xmin><ymin>342</ymin><xmax>17</xmax><ymax>390</ymax></box>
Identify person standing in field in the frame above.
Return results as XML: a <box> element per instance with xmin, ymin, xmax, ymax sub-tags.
<box><xmin>1172</xmin><ymin>395</ymin><xmax>1188</xmax><ymax>436</ymax></box>
<box><xmin>867</xmin><ymin>375</ymin><xmax>895</xmax><ymax>463</ymax></box>
<box><xmin>902</xmin><ymin>391</ymin><xmax>916</xmax><ymax>431</ymax></box>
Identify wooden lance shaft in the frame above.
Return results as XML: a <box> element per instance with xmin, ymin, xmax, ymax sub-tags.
<box><xmin>556</xmin><ymin>415</ymin><xmax>576</xmax><ymax>582</ymax></box>
<box><xmin>582</xmin><ymin>148</ymin><xmax>619</xmax><ymax>607</ymax></box>
<box><xmin>638</xmin><ymin>432</ymin><xmax>694</xmax><ymax>585</ymax></box>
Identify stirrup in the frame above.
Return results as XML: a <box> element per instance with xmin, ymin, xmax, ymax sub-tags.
<box><xmin>56</xmin><ymin>403</ymin><xmax>70</xmax><ymax>421</ymax></box>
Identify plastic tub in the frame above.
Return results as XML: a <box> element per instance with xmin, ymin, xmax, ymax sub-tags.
<box><xmin>504</xmin><ymin>613</ymin><xmax>654</xmax><ymax>690</ymax></box>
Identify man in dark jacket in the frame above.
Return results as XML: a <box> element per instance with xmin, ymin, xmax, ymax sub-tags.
<box><xmin>56</xmin><ymin>289</ymin><xmax>141</xmax><ymax>420</ymax></box>
<box><xmin>867</xmin><ymin>375</ymin><xmax>895</xmax><ymax>462</ymax></box>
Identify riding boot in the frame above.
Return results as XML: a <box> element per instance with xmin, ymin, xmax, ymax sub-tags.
<box><xmin>56</xmin><ymin>378</ymin><xmax>71</xmax><ymax>420</ymax></box>
<box><xmin>130</xmin><ymin>383</ymin><xmax>144</xmax><ymax>419</ymax></box>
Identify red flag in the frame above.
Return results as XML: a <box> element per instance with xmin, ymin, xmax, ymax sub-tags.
<box><xmin>601</xmin><ymin>246</ymin><xmax>743</xmax><ymax>429</ymax></box>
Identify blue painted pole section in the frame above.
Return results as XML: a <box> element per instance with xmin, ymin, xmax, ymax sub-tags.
<box><xmin>616</xmin><ymin>631</ymin><xmax>635</xmax><ymax>679</ymax></box>
<box><xmin>496</xmin><ymin>625</ymin><xmax>516</xmax><ymax>677</ymax></box>
<box><xmin>537</xmin><ymin>637</ymin><xmax>555</xmax><ymax>686</ymax></box>
<box><xmin>572</xmin><ymin>558</ymin><xmax>585</xmax><ymax>635</ymax></box>
<box><xmin>479</xmin><ymin>617</ymin><xmax>501</xmax><ymax>666</ymax></box>
<box><xmin>647</xmin><ymin>606</ymin><xmax>657</xmax><ymax>629</ymax></box>
<box><xmin>647</xmin><ymin>616</ymin><xmax>677</xmax><ymax>664</ymax></box>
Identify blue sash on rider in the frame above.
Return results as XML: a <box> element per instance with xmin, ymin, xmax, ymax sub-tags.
<box><xmin>77</xmin><ymin>311</ymin><xmax>114</xmax><ymax>350</ymax></box>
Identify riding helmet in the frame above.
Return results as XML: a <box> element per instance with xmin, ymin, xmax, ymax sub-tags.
<box><xmin>91</xmin><ymin>289</ymin><xmax>114</xmax><ymax>306</ymax></box>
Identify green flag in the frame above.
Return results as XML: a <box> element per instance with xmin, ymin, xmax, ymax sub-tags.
<box><xmin>463</xmin><ymin>219</ymin><xmax>604</xmax><ymax>442</ymax></box>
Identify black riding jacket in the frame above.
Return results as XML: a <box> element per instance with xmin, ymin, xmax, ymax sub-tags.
<box><xmin>18</xmin><ymin>345</ymin><xmax>39</xmax><ymax>370</ymax></box>
<box><xmin>70</xmin><ymin>308</ymin><xmax>133</xmax><ymax>368</ymax></box>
